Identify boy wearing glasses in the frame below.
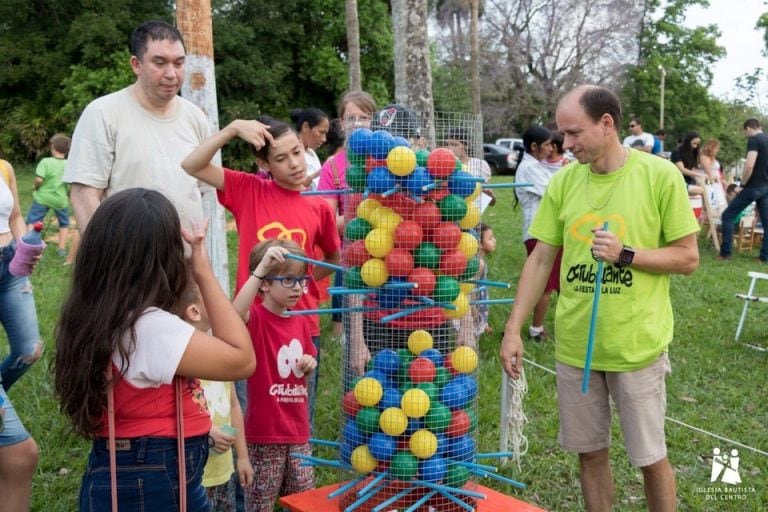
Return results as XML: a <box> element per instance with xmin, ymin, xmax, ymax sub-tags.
<box><xmin>232</xmin><ymin>238</ymin><xmax>317</xmax><ymax>511</ymax></box>
<box><xmin>622</xmin><ymin>117</ymin><xmax>654</xmax><ymax>152</ymax></box>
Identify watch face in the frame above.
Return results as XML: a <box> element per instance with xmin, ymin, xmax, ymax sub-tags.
<box><xmin>620</xmin><ymin>247</ymin><xmax>634</xmax><ymax>266</ymax></box>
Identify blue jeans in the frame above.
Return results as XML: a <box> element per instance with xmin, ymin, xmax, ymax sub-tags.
<box><xmin>0</xmin><ymin>380</ymin><xmax>31</xmax><ymax>446</ymax></box>
<box><xmin>0</xmin><ymin>241</ymin><xmax>42</xmax><ymax>391</ymax></box>
<box><xmin>720</xmin><ymin>185</ymin><xmax>768</xmax><ymax>260</ymax></box>
<box><xmin>80</xmin><ymin>436</ymin><xmax>211</xmax><ymax>512</ymax></box>
<box><xmin>26</xmin><ymin>200</ymin><xmax>70</xmax><ymax>227</ymax></box>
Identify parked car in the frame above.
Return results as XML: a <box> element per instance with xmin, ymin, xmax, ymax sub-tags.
<box><xmin>495</xmin><ymin>137</ymin><xmax>523</xmax><ymax>149</ymax></box>
<box><xmin>483</xmin><ymin>143</ymin><xmax>521</xmax><ymax>175</ymax></box>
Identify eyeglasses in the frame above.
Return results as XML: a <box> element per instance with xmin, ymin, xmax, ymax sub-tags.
<box><xmin>628</xmin><ymin>124</ymin><xmax>637</xmax><ymax>128</ymax></box>
<box><xmin>343</xmin><ymin>114</ymin><xmax>372</xmax><ymax>124</ymax></box>
<box><xmin>264</xmin><ymin>275</ymin><xmax>311</xmax><ymax>288</ymax></box>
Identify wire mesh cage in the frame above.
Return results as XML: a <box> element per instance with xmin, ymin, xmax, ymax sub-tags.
<box><xmin>333</xmin><ymin>109</ymin><xmax>486</xmax><ymax>511</ymax></box>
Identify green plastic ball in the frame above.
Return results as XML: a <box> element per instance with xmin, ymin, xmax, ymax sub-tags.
<box><xmin>445</xmin><ymin>464</ymin><xmax>470</xmax><ymax>487</ymax></box>
<box><xmin>344</xmin><ymin>267</ymin><xmax>365</xmax><ymax>290</ymax></box>
<box><xmin>414</xmin><ymin>242</ymin><xmax>441</xmax><ymax>269</ymax></box>
<box><xmin>345</xmin><ymin>217</ymin><xmax>373</xmax><ymax>241</ymax></box>
<box><xmin>416</xmin><ymin>382</ymin><xmax>439</xmax><ymax>403</ymax></box>
<box><xmin>355</xmin><ymin>406</ymin><xmax>381</xmax><ymax>434</ymax></box>
<box><xmin>415</xmin><ymin>148</ymin><xmax>430</xmax><ymax>167</ymax></box>
<box><xmin>424</xmin><ymin>401</ymin><xmax>452</xmax><ymax>432</ymax></box>
<box><xmin>434</xmin><ymin>367</ymin><xmax>451</xmax><ymax>388</ymax></box>
<box><xmin>390</xmin><ymin>451</ymin><xmax>419</xmax><ymax>479</ymax></box>
<box><xmin>347</xmin><ymin>164</ymin><xmax>368</xmax><ymax>191</ymax></box>
<box><xmin>434</xmin><ymin>275</ymin><xmax>460</xmax><ymax>303</ymax></box>
<box><xmin>460</xmin><ymin>257</ymin><xmax>480</xmax><ymax>281</ymax></box>
<box><xmin>438</xmin><ymin>194</ymin><xmax>468</xmax><ymax>222</ymax></box>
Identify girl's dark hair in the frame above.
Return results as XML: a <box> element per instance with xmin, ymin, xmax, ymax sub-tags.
<box><xmin>479</xmin><ymin>222</ymin><xmax>492</xmax><ymax>238</ymax></box>
<box><xmin>550</xmin><ymin>131</ymin><xmax>565</xmax><ymax>155</ymax></box>
<box><xmin>678</xmin><ymin>131</ymin><xmax>700</xmax><ymax>170</ymax></box>
<box><xmin>522</xmin><ymin>125</ymin><xmax>552</xmax><ymax>154</ymax></box>
<box><xmin>250</xmin><ymin>116</ymin><xmax>297</xmax><ymax>161</ymax></box>
<box><xmin>54</xmin><ymin>188</ymin><xmax>188</xmax><ymax>437</ymax></box>
<box><xmin>325</xmin><ymin>118</ymin><xmax>345</xmax><ymax>155</ymax></box>
<box><xmin>290</xmin><ymin>107</ymin><xmax>329</xmax><ymax>132</ymax></box>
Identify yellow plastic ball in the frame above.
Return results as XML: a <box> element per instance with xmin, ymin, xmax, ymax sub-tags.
<box><xmin>457</xmin><ymin>232</ymin><xmax>479</xmax><ymax>259</ymax></box>
<box><xmin>468</xmin><ymin>182</ymin><xmax>482</xmax><ymax>201</ymax></box>
<box><xmin>369</xmin><ymin>207</ymin><xmax>403</xmax><ymax>230</ymax></box>
<box><xmin>451</xmin><ymin>345</ymin><xmax>479</xmax><ymax>374</ymax></box>
<box><xmin>401</xmin><ymin>388</ymin><xmax>430</xmax><ymax>418</ymax></box>
<box><xmin>361</xmin><ymin>258</ymin><xmax>389</xmax><ymax>287</ymax></box>
<box><xmin>351</xmin><ymin>445</ymin><xmax>378</xmax><ymax>473</ymax></box>
<box><xmin>357</xmin><ymin>198</ymin><xmax>383</xmax><ymax>221</ymax></box>
<box><xmin>379</xmin><ymin>407</ymin><xmax>409</xmax><ymax>436</ymax></box>
<box><xmin>459</xmin><ymin>282</ymin><xmax>475</xmax><ymax>296</ymax></box>
<box><xmin>354</xmin><ymin>377</ymin><xmax>384</xmax><ymax>407</ymax></box>
<box><xmin>444</xmin><ymin>292</ymin><xmax>470</xmax><ymax>320</ymax></box>
<box><xmin>409</xmin><ymin>429</ymin><xmax>438</xmax><ymax>459</ymax></box>
<box><xmin>364</xmin><ymin>228</ymin><xmax>394</xmax><ymax>258</ymax></box>
<box><xmin>407</xmin><ymin>330</ymin><xmax>433</xmax><ymax>355</ymax></box>
<box><xmin>458</xmin><ymin>203</ymin><xmax>481</xmax><ymax>229</ymax></box>
<box><xmin>387</xmin><ymin>146</ymin><xmax>418</xmax><ymax>177</ymax></box>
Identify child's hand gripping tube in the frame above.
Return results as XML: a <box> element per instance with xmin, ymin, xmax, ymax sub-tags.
<box><xmin>9</xmin><ymin>222</ymin><xmax>45</xmax><ymax>277</ymax></box>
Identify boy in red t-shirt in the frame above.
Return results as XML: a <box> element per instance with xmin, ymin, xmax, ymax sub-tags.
<box><xmin>232</xmin><ymin>238</ymin><xmax>317</xmax><ymax>511</ymax></box>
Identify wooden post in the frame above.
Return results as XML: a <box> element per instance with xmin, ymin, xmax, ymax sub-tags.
<box><xmin>176</xmin><ymin>0</ymin><xmax>230</xmax><ymax>294</ymax></box>
<box><xmin>346</xmin><ymin>0</ymin><xmax>361</xmax><ymax>91</ymax></box>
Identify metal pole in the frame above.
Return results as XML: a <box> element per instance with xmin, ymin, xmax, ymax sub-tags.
<box><xmin>658</xmin><ymin>65</ymin><xmax>666</xmax><ymax>130</ymax></box>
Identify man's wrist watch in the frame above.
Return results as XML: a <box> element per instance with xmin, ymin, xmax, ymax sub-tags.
<box><xmin>616</xmin><ymin>246</ymin><xmax>635</xmax><ymax>268</ymax></box>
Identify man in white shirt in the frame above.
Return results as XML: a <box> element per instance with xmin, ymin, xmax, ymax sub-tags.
<box><xmin>65</xmin><ymin>20</ymin><xmax>210</xmax><ymax>232</ymax></box>
<box><xmin>622</xmin><ymin>117</ymin><xmax>654</xmax><ymax>153</ymax></box>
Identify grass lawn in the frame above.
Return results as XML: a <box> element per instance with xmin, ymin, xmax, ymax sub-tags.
<box><xmin>4</xmin><ymin>165</ymin><xmax>766</xmax><ymax>511</ymax></box>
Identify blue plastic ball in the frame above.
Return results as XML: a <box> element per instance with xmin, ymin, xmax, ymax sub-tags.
<box><xmin>453</xmin><ymin>375</ymin><xmax>478</xmax><ymax>401</ymax></box>
<box><xmin>440</xmin><ymin>379</ymin><xmax>469</xmax><ymax>410</ymax></box>
<box><xmin>344</xmin><ymin>420</ymin><xmax>369</xmax><ymax>446</ymax></box>
<box><xmin>419</xmin><ymin>348</ymin><xmax>444</xmax><ymax>368</ymax></box>
<box><xmin>447</xmin><ymin>171</ymin><xmax>477</xmax><ymax>197</ymax></box>
<box><xmin>378</xmin><ymin>387</ymin><xmax>403</xmax><ymax>410</ymax></box>
<box><xmin>392</xmin><ymin>136</ymin><xmax>410</xmax><ymax>148</ymax></box>
<box><xmin>339</xmin><ymin>441</ymin><xmax>355</xmax><ymax>465</ymax></box>
<box><xmin>377</xmin><ymin>285</ymin><xmax>409</xmax><ymax>309</ymax></box>
<box><xmin>435</xmin><ymin>432</ymin><xmax>449</xmax><ymax>457</ymax></box>
<box><xmin>404</xmin><ymin>166</ymin><xmax>433</xmax><ymax>196</ymax></box>
<box><xmin>364</xmin><ymin>369</ymin><xmax>395</xmax><ymax>390</ymax></box>
<box><xmin>348</xmin><ymin>128</ymin><xmax>373</xmax><ymax>156</ymax></box>
<box><xmin>373</xmin><ymin>349</ymin><xmax>401</xmax><ymax>375</ymax></box>
<box><xmin>368</xmin><ymin>432</ymin><xmax>397</xmax><ymax>461</ymax></box>
<box><xmin>367</xmin><ymin>166</ymin><xmax>397</xmax><ymax>194</ymax></box>
<box><xmin>405</xmin><ymin>417</ymin><xmax>424</xmax><ymax>436</ymax></box>
<box><xmin>419</xmin><ymin>455</ymin><xmax>448</xmax><ymax>482</ymax></box>
<box><xmin>370</xmin><ymin>130</ymin><xmax>395</xmax><ymax>159</ymax></box>
<box><xmin>447</xmin><ymin>435</ymin><xmax>475</xmax><ymax>461</ymax></box>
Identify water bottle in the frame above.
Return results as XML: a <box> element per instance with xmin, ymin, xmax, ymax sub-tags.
<box><xmin>9</xmin><ymin>222</ymin><xmax>45</xmax><ymax>277</ymax></box>
<box><xmin>0</xmin><ymin>394</ymin><xmax>4</xmax><ymax>432</ymax></box>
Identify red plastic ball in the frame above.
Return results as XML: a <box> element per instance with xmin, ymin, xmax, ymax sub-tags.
<box><xmin>409</xmin><ymin>202</ymin><xmax>442</xmax><ymax>231</ymax></box>
<box><xmin>394</xmin><ymin>221</ymin><xmax>424</xmax><ymax>250</ymax></box>
<box><xmin>426</xmin><ymin>186</ymin><xmax>450</xmax><ymax>202</ymax></box>
<box><xmin>385</xmin><ymin>248</ymin><xmax>415</xmax><ymax>277</ymax></box>
<box><xmin>343</xmin><ymin>240</ymin><xmax>370</xmax><ymax>267</ymax></box>
<box><xmin>427</xmin><ymin>148</ymin><xmax>458</xmax><ymax>179</ymax></box>
<box><xmin>439</xmin><ymin>248</ymin><xmax>468</xmax><ymax>277</ymax></box>
<box><xmin>381</xmin><ymin>193</ymin><xmax>417</xmax><ymax>218</ymax></box>
<box><xmin>342</xmin><ymin>389</ymin><xmax>363</xmax><ymax>417</ymax></box>
<box><xmin>409</xmin><ymin>357</ymin><xmax>437</xmax><ymax>383</ymax></box>
<box><xmin>431</xmin><ymin>222</ymin><xmax>462</xmax><ymax>250</ymax></box>
<box><xmin>408</xmin><ymin>267</ymin><xmax>436</xmax><ymax>297</ymax></box>
<box><xmin>446</xmin><ymin>410</ymin><xmax>471</xmax><ymax>437</ymax></box>
<box><xmin>366</xmin><ymin>156</ymin><xmax>387</xmax><ymax>172</ymax></box>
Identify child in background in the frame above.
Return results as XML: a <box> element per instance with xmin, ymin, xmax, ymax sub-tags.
<box><xmin>540</xmin><ymin>130</ymin><xmax>570</xmax><ymax>172</ymax></box>
<box><xmin>232</xmin><ymin>239</ymin><xmax>317</xmax><ymax>512</ymax></box>
<box><xmin>26</xmin><ymin>133</ymin><xmax>72</xmax><ymax>257</ymax></box>
<box><xmin>54</xmin><ymin>189</ymin><xmax>255</xmax><ymax>512</ymax></box>
<box><xmin>473</xmin><ymin>223</ymin><xmax>497</xmax><ymax>338</ymax></box>
<box><xmin>180</xmin><ymin>284</ymin><xmax>254</xmax><ymax>511</ymax></box>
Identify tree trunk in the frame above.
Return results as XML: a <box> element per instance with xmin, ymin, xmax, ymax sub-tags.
<box><xmin>346</xmin><ymin>0</ymin><xmax>361</xmax><ymax>91</ymax></box>
<box><xmin>176</xmin><ymin>0</ymin><xmax>230</xmax><ymax>293</ymax></box>
<box><xmin>391</xmin><ymin>0</ymin><xmax>434</xmax><ymax>113</ymax></box>
<box><xmin>469</xmin><ymin>0</ymin><xmax>480</xmax><ymax>118</ymax></box>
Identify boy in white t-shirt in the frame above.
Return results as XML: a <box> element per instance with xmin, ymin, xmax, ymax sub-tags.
<box><xmin>182</xmin><ymin>283</ymin><xmax>253</xmax><ymax>511</ymax></box>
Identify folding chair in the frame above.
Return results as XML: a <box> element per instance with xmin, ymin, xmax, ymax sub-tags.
<box><xmin>734</xmin><ymin>271</ymin><xmax>768</xmax><ymax>341</ymax></box>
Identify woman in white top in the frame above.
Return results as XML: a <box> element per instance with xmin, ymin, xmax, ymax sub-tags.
<box><xmin>0</xmin><ymin>158</ymin><xmax>41</xmax><ymax>511</ymax></box>
<box><xmin>291</xmin><ymin>107</ymin><xmax>330</xmax><ymax>189</ymax></box>
<box><xmin>445</xmin><ymin>127</ymin><xmax>496</xmax><ymax>207</ymax></box>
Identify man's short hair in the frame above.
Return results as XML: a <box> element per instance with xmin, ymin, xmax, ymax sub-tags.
<box><xmin>578</xmin><ymin>87</ymin><xmax>623</xmax><ymax>132</ymax></box>
<box><xmin>131</xmin><ymin>20</ymin><xmax>185</xmax><ymax>61</ymax></box>
<box><xmin>629</xmin><ymin>117</ymin><xmax>642</xmax><ymax>127</ymax></box>
<box><xmin>655</xmin><ymin>129</ymin><xmax>666</xmax><ymax>136</ymax></box>
<box><xmin>744</xmin><ymin>118</ymin><xmax>761</xmax><ymax>130</ymax></box>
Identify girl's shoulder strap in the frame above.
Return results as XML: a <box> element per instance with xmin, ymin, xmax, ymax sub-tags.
<box><xmin>0</xmin><ymin>160</ymin><xmax>11</xmax><ymax>185</ymax></box>
<box><xmin>329</xmin><ymin>154</ymin><xmax>342</xmax><ymax>189</ymax></box>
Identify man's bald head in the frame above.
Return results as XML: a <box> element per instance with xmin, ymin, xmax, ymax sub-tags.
<box><xmin>559</xmin><ymin>85</ymin><xmax>622</xmax><ymax>134</ymax></box>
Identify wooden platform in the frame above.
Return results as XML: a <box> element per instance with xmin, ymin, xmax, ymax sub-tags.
<box><xmin>280</xmin><ymin>481</ymin><xmax>547</xmax><ymax>512</ymax></box>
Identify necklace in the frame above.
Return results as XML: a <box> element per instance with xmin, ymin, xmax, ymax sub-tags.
<box><xmin>585</xmin><ymin>149</ymin><xmax>629</xmax><ymax>210</ymax></box>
